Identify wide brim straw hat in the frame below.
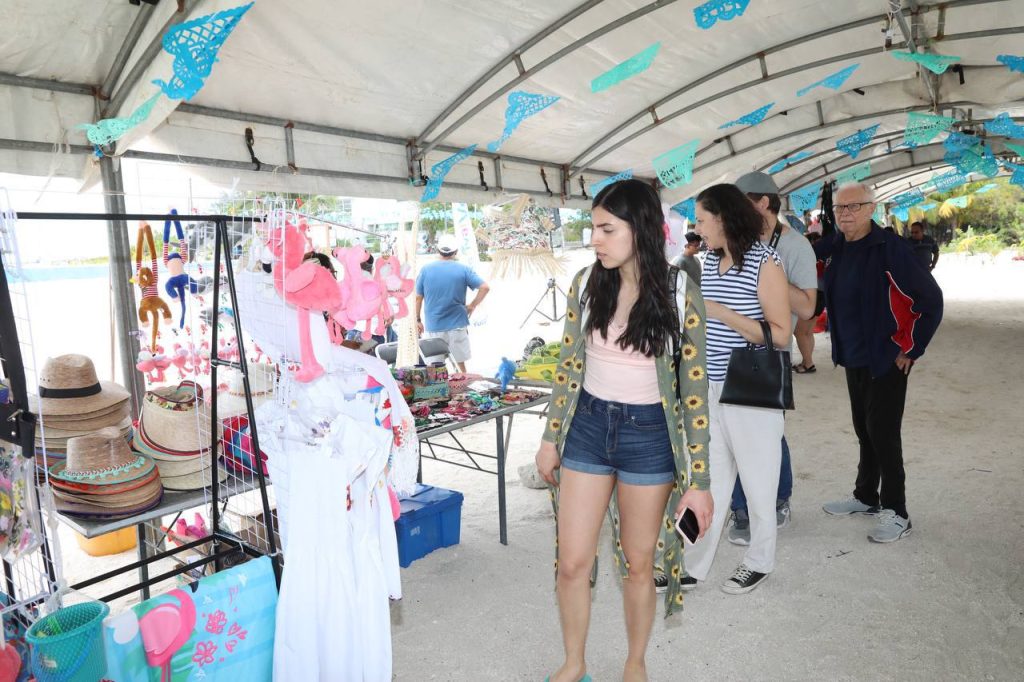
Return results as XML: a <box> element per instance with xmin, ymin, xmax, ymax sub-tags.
<box><xmin>37</xmin><ymin>402</ymin><xmax>131</xmax><ymax>432</ymax></box>
<box><xmin>52</xmin><ymin>489</ymin><xmax>162</xmax><ymax>519</ymax></box>
<box><xmin>217</xmin><ymin>364</ymin><xmax>277</xmax><ymax>418</ymax></box>
<box><xmin>50</xmin><ymin>465</ymin><xmax>160</xmax><ymax>496</ymax></box>
<box><xmin>51</xmin><ymin>475</ymin><xmax>162</xmax><ymax>508</ymax></box>
<box><xmin>138</xmin><ymin>382</ymin><xmax>211</xmax><ymax>455</ymax></box>
<box><xmin>48</xmin><ymin>427</ymin><xmax>155</xmax><ymax>487</ymax></box>
<box><xmin>30</xmin><ymin>354</ymin><xmax>130</xmax><ymax>417</ymax></box>
<box><xmin>132</xmin><ymin>430</ymin><xmax>210</xmax><ymax>465</ymax></box>
<box><xmin>161</xmin><ymin>465</ymin><xmax>227</xmax><ymax>492</ymax></box>
<box><xmin>36</xmin><ymin>413</ymin><xmax>133</xmax><ymax>440</ymax></box>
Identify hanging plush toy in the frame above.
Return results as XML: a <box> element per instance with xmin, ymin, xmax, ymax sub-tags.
<box><xmin>370</xmin><ymin>254</ymin><xmax>415</xmax><ymax>337</ymax></box>
<box><xmin>268</xmin><ymin>219</ymin><xmax>344</xmax><ymax>382</ymax></box>
<box><xmin>163</xmin><ymin>208</ymin><xmax>204</xmax><ymax>328</ymax></box>
<box><xmin>136</xmin><ymin>221</ymin><xmax>172</xmax><ymax>350</ymax></box>
<box><xmin>331</xmin><ymin>245</ymin><xmax>382</xmax><ymax>340</ymax></box>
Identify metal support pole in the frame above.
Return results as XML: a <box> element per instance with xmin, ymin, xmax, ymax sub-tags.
<box><xmin>98</xmin><ymin>157</ymin><xmax>144</xmax><ymax>413</ymax></box>
<box><xmin>496</xmin><ymin>414</ymin><xmax>507</xmax><ymax>546</ymax></box>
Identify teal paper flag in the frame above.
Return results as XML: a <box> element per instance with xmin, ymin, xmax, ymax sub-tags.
<box><xmin>652</xmin><ymin>140</ymin><xmax>700</xmax><ymax>188</ymax></box>
<box><xmin>592</xmin><ymin>43</ymin><xmax>661</xmax><ymax>93</ymax></box>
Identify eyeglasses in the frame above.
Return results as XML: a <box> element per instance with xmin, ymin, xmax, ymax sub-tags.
<box><xmin>834</xmin><ymin>202</ymin><xmax>872</xmax><ymax>214</ymax></box>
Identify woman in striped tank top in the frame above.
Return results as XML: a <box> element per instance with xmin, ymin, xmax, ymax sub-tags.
<box><xmin>685</xmin><ymin>183</ymin><xmax>791</xmax><ymax>595</ymax></box>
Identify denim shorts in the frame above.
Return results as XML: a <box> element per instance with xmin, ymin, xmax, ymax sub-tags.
<box><xmin>561</xmin><ymin>389</ymin><xmax>676</xmax><ymax>486</ymax></box>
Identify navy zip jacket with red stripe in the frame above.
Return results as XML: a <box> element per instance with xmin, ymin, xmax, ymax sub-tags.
<box><xmin>815</xmin><ymin>222</ymin><xmax>943</xmax><ymax>378</ymax></box>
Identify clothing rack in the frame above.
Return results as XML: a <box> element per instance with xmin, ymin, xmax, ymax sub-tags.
<box><xmin>12</xmin><ymin>211</ymin><xmax>281</xmax><ymax>601</ymax></box>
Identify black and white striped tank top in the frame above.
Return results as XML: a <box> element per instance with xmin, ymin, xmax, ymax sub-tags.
<box><xmin>701</xmin><ymin>242</ymin><xmax>782</xmax><ymax>382</ymax></box>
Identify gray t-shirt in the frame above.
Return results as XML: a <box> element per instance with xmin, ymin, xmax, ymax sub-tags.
<box><xmin>764</xmin><ymin>222</ymin><xmax>818</xmax><ymax>342</ymax></box>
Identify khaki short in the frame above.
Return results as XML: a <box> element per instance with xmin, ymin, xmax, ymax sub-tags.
<box><xmin>424</xmin><ymin>328</ymin><xmax>471</xmax><ymax>363</ymax></box>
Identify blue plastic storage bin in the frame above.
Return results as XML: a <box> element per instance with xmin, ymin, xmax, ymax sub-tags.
<box><xmin>395</xmin><ymin>484</ymin><xmax>464</xmax><ymax>567</ymax></box>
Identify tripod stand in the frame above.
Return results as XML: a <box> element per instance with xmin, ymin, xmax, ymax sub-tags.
<box><xmin>520</xmin><ymin>277</ymin><xmax>567</xmax><ymax>328</ymax></box>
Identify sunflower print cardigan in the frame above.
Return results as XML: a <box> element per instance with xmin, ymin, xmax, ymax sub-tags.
<box><xmin>542</xmin><ymin>265</ymin><xmax>710</xmax><ymax>617</ymax></box>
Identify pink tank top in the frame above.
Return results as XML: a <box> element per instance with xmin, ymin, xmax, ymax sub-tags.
<box><xmin>582</xmin><ymin>323</ymin><xmax>661</xmax><ymax>405</ymax></box>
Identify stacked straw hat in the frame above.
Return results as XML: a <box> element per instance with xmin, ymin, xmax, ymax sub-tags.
<box><xmin>217</xmin><ymin>363</ymin><xmax>277</xmax><ymax>418</ymax></box>
<box><xmin>32</xmin><ymin>355</ymin><xmax>132</xmax><ymax>468</ymax></box>
<box><xmin>133</xmin><ymin>382</ymin><xmax>226</xmax><ymax>491</ymax></box>
<box><xmin>48</xmin><ymin>427</ymin><xmax>162</xmax><ymax>519</ymax></box>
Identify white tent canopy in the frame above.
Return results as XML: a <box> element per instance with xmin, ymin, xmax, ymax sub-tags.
<box><xmin>2</xmin><ymin>0</ymin><xmax>1023</xmax><ymax>208</ymax></box>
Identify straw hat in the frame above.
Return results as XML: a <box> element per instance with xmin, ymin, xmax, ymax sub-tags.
<box><xmin>50</xmin><ymin>465</ymin><xmax>159</xmax><ymax>496</ymax></box>
<box><xmin>161</xmin><ymin>464</ymin><xmax>227</xmax><ymax>492</ymax></box>
<box><xmin>51</xmin><ymin>491</ymin><xmax>162</xmax><ymax>519</ymax></box>
<box><xmin>217</xmin><ymin>364</ymin><xmax>277</xmax><ymax>418</ymax></box>
<box><xmin>31</xmin><ymin>355</ymin><xmax>130</xmax><ymax>417</ymax></box>
<box><xmin>48</xmin><ymin>427</ymin><xmax>155</xmax><ymax>487</ymax></box>
<box><xmin>137</xmin><ymin>382</ymin><xmax>211</xmax><ymax>455</ymax></box>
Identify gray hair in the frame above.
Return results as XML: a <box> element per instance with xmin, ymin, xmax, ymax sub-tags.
<box><xmin>836</xmin><ymin>181</ymin><xmax>876</xmax><ymax>202</ymax></box>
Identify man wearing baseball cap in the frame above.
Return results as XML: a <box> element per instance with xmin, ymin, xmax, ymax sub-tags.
<box><xmin>725</xmin><ymin>171</ymin><xmax>819</xmax><ymax>546</ymax></box>
<box><xmin>414</xmin><ymin>234</ymin><xmax>490</xmax><ymax>372</ymax></box>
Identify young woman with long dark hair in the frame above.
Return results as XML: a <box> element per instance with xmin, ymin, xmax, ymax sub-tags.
<box><xmin>536</xmin><ymin>179</ymin><xmax>713</xmax><ymax>682</ymax></box>
<box><xmin>685</xmin><ymin>183</ymin><xmax>791</xmax><ymax>595</ymax></box>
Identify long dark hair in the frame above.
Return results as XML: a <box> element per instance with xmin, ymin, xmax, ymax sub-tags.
<box><xmin>696</xmin><ymin>183</ymin><xmax>763</xmax><ymax>271</ymax></box>
<box><xmin>583</xmin><ymin>179</ymin><xmax>675</xmax><ymax>358</ymax></box>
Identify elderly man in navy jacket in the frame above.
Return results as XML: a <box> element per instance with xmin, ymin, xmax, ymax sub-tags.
<box><xmin>816</xmin><ymin>182</ymin><xmax>943</xmax><ymax>543</ymax></box>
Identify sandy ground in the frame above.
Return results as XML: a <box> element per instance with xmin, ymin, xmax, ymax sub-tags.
<box><xmin>14</xmin><ymin>246</ymin><xmax>1024</xmax><ymax>680</ymax></box>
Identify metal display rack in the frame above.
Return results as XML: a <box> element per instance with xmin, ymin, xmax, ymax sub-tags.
<box><xmin>0</xmin><ymin>191</ymin><xmax>60</xmax><ymax>637</ymax></box>
<box><xmin>11</xmin><ymin>210</ymin><xmax>281</xmax><ymax>603</ymax></box>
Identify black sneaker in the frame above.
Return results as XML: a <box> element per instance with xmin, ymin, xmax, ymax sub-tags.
<box><xmin>654</xmin><ymin>572</ymin><xmax>668</xmax><ymax>593</ymax></box>
<box><xmin>681</xmin><ymin>575</ymin><xmax>697</xmax><ymax>592</ymax></box>
<box><xmin>721</xmin><ymin>564</ymin><xmax>769</xmax><ymax>595</ymax></box>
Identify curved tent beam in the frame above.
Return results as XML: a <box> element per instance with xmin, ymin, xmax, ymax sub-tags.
<box><xmin>569</xmin><ymin>17</ymin><xmax>1024</xmax><ymax>177</ymax></box>
<box><xmin>777</xmin><ymin>117</ymin><xmax>1023</xmax><ymax>193</ymax></box>
<box><xmin>414</xmin><ymin>0</ymin><xmax>604</xmax><ymax>146</ymax></box>
<box><xmin>415</xmin><ymin>0</ymin><xmax>680</xmax><ymax>161</ymax></box>
<box><xmin>694</xmin><ymin>98</ymin><xmax>1024</xmax><ymax>187</ymax></box>
<box><xmin>758</xmin><ymin>66</ymin><xmax>1016</xmax><ymax>178</ymax></box>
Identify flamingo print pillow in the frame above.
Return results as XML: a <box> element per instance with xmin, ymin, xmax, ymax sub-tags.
<box><xmin>101</xmin><ymin>556</ymin><xmax>276</xmax><ymax>681</ymax></box>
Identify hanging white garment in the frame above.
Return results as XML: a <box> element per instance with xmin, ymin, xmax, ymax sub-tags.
<box><xmin>272</xmin><ymin>414</ymin><xmax>396</xmax><ymax>681</ymax></box>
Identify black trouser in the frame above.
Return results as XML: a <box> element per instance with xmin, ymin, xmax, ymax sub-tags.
<box><xmin>845</xmin><ymin>365</ymin><xmax>909</xmax><ymax>518</ymax></box>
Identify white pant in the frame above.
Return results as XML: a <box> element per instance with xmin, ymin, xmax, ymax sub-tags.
<box><xmin>685</xmin><ymin>381</ymin><xmax>785</xmax><ymax>580</ymax></box>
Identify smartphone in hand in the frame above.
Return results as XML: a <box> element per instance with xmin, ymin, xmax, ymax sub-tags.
<box><xmin>675</xmin><ymin>507</ymin><xmax>700</xmax><ymax>545</ymax></box>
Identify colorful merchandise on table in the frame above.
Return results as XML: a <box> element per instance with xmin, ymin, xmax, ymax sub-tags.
<box><xmin>47</xmin><ymin>427</ymin><xmax>162</xmax><ymax>520</ymax></box>
<box><xmin>31</xmin><ymin>354</ymin><xmax>132</xmax><ymax>468</ymax></box>
<box><xmin>495</xmin><ymin>357</ymin><xmax>517</xmax><ymax>393</ymax></box>
<box><xmin>391</xmin><ymin>364</ymin><xmax>449</xmax><ymax>401</ymax></box>
<box><xmin>100</xmin><ymin>556</ymin><xmax>276</xmax><ymax>682</ymax></box>
<box><xmin>513</xmin><ymin>340</ymin><xmax>561</xmax><ymax>382</ymax></box>
<box><xmin>133</xmin><ymin>382</ymin><xmax>226</xmax><ymax>491</ymax></box>
<box><xmin>0</xmin><ymin>445</ymin><xmax>41</xmax><ymax>562</ymax></box>
<box><xmin>135</xmin><ymin>222</ymin><xmax>173</xmax><ymax>351</ymax></box>
<box><xmin>412</xmin><ymin>388</ymin><xmax>544</xmax><ymax>432</ymax></box>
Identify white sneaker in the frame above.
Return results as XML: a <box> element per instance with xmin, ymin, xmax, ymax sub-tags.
<box><xmin>822</xmin><ymin>496</ymin><xmax>881</xmax><ymax>516</ymax></box>
<box><xmin>868</xmin><ymin>509</ymin><xmax>912</xmax><ymax>543</ymax></box>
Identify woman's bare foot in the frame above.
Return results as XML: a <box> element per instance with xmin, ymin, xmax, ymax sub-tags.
<box><xmin>549</xmin><ymin>662</ymin><xmax>587</xmax><ymax>682</ymax></box>
<box><xmin>623</xmin><ymin>659</ymin><xmax>648</xmax><ymax>682</ymax></box>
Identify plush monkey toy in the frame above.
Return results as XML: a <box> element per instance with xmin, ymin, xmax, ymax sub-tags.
<box><xmin>136</xmin><ymin>221</ymin><xmax>172</xmax><ymax>350</ymax></box>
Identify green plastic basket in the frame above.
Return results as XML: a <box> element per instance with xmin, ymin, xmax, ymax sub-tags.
<box><xmin>26</xmin><ymin>601</ymin><xmax>109</xmax><ymax>682</ymax></box>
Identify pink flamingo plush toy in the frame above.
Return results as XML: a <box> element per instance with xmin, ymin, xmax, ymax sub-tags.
<box><xmin>371</xmin><ymin>254</ymin><xmax>415</xmax><ymax>337</ymax></box>
<box><xmin>268</xmin><ymin>220</ymin><xmax>343</xmax><ymax>382</ymax></box>
<box><xmin>331</xmin><ymin>245</ymin><xmax>382</xmax><ymax>340</ymax></box>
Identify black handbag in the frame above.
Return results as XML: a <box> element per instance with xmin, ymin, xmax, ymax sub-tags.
<box><xmin>719</xmin><ymin>320</ymin><xmax>795</xmax><ymax>410</ymax></box>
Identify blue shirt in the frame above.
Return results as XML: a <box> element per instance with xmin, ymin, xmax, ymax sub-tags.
<box><xmin>415</xmin><ymin>260</ymin><xmax>485</xmax><ymax>332</ymax></box>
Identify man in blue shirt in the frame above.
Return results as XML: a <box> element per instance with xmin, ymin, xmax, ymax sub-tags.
<box><xmin>414</xmin><ymin>235</ymin><xmax>490</xmax><ymax>372</ymax></box>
